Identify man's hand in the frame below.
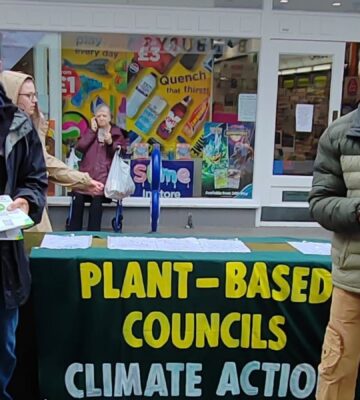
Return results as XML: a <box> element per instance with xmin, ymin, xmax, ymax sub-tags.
<box><xmin>7</xmin><ymin>197</ymin><xmax>30</xmax><ymax>215</ymax></box>
<box><xmin>87</xmin><ymin>179</ymin><xmax>104</xmax><ymax>196</ymax></box>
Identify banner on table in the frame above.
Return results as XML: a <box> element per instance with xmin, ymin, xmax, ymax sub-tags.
<box><xmin>131</xmin><ymin>160</ymin><xmax>194</xmax><ymax>198</ymax></box>
<box><xmin>31</xmin><ymin>251</ymin><xmax>333</xmax><ymax>399</ymax></box>
<box><xmin>202</xmin><ymin>122</ymin><xmax>255</xmax><ymax>198</ymax></box>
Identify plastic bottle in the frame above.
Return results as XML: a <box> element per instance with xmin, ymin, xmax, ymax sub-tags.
<box><xmin>127</xmin><ymin>73</ymin><xmax>157</xmax><ymax>118</ymax></box>
<box><xmin>157</xmin><ymin>96</ymin><xmax>192</xmax><ymax>140</ymax></box>
<box><xmin>135</xmin><ymin>96</ymin><xmax>167</xmax><ymax>133</ymax></box>
<box><xmin>183</xmin><ymin>98</ymin><xmax>209</xmax><ymax>138</ymax></box>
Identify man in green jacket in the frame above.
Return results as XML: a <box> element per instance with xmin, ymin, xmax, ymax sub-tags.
<box><xmin>309</xmin><ymin>108</ymin><xmax>360</xmax><ymax>400</ymax></box>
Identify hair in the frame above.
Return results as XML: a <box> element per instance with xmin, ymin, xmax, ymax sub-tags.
<box><xmin>94</xmin><ymin>103</ymin><xmax>111</xmax><ymax>116</ymax></box>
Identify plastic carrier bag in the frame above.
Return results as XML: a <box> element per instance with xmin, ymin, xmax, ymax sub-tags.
<box><xmin>105</xmin><ymin>149</ymin><xmax>135</xmax><ymax>200</ymax></box>
<box><xmin>66</xmin><ymin>147</ymin><xmax>81</xmax><ymax>170</ymax></box>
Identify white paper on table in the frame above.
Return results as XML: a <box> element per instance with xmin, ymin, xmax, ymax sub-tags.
<box><xmin>40</xmin><ymin>234</ymin><xmax>92</xmax><ymax>249</ymax></box>
<box><xmin>108</xmin><ymin>236</ymin><xmax>160</xmax><ymax>251</ymax></box>
<box><xmin>160</xmin><ymin>237</ymin><xmax>200</xmax><ymax>252</ymax></box>
<box><xmin>0</xmin><ymin>195</ymin><xmax>34</xmax><ymax>232</ymax></box>
<box><xmin>108</xmin><ymin>236</ymin><xmax>251</xmax><ymax>253</ymax></box>
<box><xmin>288</xmin><ymin>241</ymin><xmax>331</xmax><ymax>255</ymax></box>
<box><xmin>238</xmin><ymin>93</ymin><xmax>257</xmax><ymax>122</ymax></box>
<box><xmin>0</xmin><ymin>228</ymin><xmax>23</xmax><ymax>241</ymax></box>
<box><xmin>295</xmin><ymin>104</ymin><xmax>314</xmax><ymax>133</ymax></box>
<box><xmin>198</xmin><ymin>238</ymin><xmax>251</xmax><ymax>253</ymax></box>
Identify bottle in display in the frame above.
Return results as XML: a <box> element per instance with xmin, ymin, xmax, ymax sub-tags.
<box><xmin>135</xmin><ymin>95</ymin><xmax>167</xmax><ymax>133</ymax></box>
<box><xmin>157</xmin><ymin>96</ymin><xmax>192</xmax><ymax>140</ymax></box>
<box><xmin>127</xmin><ymin>73</ymin><xmax>157</xmax><ymax>118</ymax></box>
<box><xmin>183</xmin><ymin>98</ymin><xmax>209</xmax><ymax>138</ymax></box>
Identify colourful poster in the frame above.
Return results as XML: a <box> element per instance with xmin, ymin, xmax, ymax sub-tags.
<box><xmin>126</xmin><ymin>36</ymin><xmax>212</xmax><ymax>157</ymax></box>
<box><xmin>61</xmin><ymin>33</ymin><xmax>129</xmax><ymax>153</ymax></box>
<box><xmin>202</xmin><ymin>122</ymin><xmax>255</xmax><ymax>198</ymax></box>
<box><xmin>131</xmin><ymin>160</ymin><xmax>194</xmax><ymax>198</ymax></box>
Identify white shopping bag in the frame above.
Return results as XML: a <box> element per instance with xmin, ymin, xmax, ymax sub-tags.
<box><xmin>105</xmin><ymin>149</ymin><xmax>135</xmax><ymax>200</ymax></box>
<box><xmin>66</xmin><ymin>147</ymin><xmax>81</xmax><ymax>170</ymax></box>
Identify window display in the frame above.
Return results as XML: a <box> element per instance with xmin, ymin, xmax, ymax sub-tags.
<box><xmin>1</xmin><ymin>30</ymin><xmax>259</xmax><ymax>199</ymax></box>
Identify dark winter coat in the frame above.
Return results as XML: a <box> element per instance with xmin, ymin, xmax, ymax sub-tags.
<box><xmin>0</xmin><ymin>84</ymin><xmax>47</xmax><ymax>309</ymax></box>
<box><xmin>76</xmin><ymin>126</ymin><xmax>126</xmax><ymax>186</ymax></box>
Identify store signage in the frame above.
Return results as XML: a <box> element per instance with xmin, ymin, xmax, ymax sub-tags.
<box><xmin>132</xmin><ymin>36</ymin><xmax>223</xmax><ymax>55</ymax></box>
<box><xmin>131</xmin><ymin>160</ymin><xmax>194</xmax><ymax>198</ymax></box>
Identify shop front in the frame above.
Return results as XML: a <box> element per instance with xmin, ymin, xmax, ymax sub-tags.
<box><xmin>1</xmin><ymin>0</ymin><xmax>360</xmax><ymax>228</ymax></box>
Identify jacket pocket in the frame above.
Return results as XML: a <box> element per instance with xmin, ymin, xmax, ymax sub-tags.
<box><xmin>319</xmin><ymin>326</ymin><xmax>342</xmax><ymax>378</ymax></box>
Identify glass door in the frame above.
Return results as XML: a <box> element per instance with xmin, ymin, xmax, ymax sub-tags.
<box><xmin>274</xmin><ymin>53</ymin><xmax>333</xmax><ymax>176</ymax></box>
<box><xmin>267</xmin><ymin>40</ymin><xmax>345</xmax><ymax>205</ymax></box>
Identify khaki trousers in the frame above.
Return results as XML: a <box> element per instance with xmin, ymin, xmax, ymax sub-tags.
<box><xmin>316</xmin><ymin>287</ymin><xmax>360</xmax><ymax>400</ymax></box>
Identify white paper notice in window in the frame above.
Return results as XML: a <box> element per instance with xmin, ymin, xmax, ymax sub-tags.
<box><xmin>238</xmin><ymin>93</ymin><xmax>257</xmax><ymax>122</ymax></box>
<box><xmin>295</xmin><ymin>104</ymin><xmax>314</xmax><ymax>133</ymax></box>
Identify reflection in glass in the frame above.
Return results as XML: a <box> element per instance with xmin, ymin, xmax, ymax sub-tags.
<box><xmin>273</xmin><ymin>54</ymin><xmax>332</xmax><ymax>176</ymax></box>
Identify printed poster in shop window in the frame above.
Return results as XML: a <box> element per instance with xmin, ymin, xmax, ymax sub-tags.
<box><xmin>202</xmin><ymin>122</ymin><xmax>255</xmax><ymax>198</ymax></box>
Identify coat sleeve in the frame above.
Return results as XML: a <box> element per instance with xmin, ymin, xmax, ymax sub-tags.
<box><xmin>13</xmin><ymin>127</ymin><xmax>48</xmax><ymax>224</ymax></box>
<box><xmin>308</xmin><ymin>128</ymin><xmax>360</xmax><ymax>233</ymax></box>
<box><xmin>45</xmin><ymin>151</ymin><xmax>92</xmax><ymax>190</ymax></box>
<box><xmin>76</xmin><ymin>128</ymin><xmax>97</xmax><ymax>154</ymax></box>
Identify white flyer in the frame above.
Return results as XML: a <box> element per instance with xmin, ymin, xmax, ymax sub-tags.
<box><xmin>40</xmin><ymin>234</ymin><xmax>93</xmax><ymax>249</ymax></box>
<box><xmin>288</xmin><ymin>241</ymin><xmax>331</xmax><ymax>255</ymax></box>
<box><xmin>0</xmin><ymin>195</ymin><xmax>34</xmax><ymax>232</ymax></box>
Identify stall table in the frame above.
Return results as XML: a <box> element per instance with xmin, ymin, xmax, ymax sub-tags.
<box><xmin>22</xmin><ymin>235</ymin><xmax>336</xmax><ymax>399</ymax></box>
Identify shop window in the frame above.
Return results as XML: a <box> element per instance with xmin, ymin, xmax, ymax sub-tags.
<box><xmin>1</xmin><ymin>31</ymin><xmax>260</xmax><ymax>200</ymax></box>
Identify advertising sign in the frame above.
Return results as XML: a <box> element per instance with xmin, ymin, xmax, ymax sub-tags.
<box><xmin>61</xmin><ymin>33</ymin><xmax>129</xmax><ymax>151</ymax></box>
<box><xmin>126</xmin><ymin>36</ymin><xmax>212</xmax><ymax>156</ymax></box>
<box><xmin>202</xmin><ymin>122</ymin><xmax>255</xmax><ymax>198</ymax></box>
<box><xmin>131</xmin><ymin>160</ymin><xmax>194</xmax><ymax>198</ymax></box>
<box><xmin>31</xmin><ymin>246</ymin><xmax>333</xmax><ymax>399</ymax></box>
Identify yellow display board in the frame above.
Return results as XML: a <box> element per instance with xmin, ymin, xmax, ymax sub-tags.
<box><xmin>61</xmin><ymin>37</ymin><xmax>129</xmax><ymax>151</ymax></box>
<box><xmin>61</xmin><ymin>34</ymin><xmax>212</xmax><ymax>159</ymax></box>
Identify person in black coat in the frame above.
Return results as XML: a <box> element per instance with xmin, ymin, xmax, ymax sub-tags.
<box><xmin>0</xmin><ymin>82</ymin><xmax>47</xmax><ymax>400</ymax></box>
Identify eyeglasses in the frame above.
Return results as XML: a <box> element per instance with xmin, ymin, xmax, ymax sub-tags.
<box><xmin>19</xmin><ymin>92</ymin><xmax>38</xmax><ymax>101</ymax></box>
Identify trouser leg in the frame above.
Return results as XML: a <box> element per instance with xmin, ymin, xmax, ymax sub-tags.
<box><xmin>87</xmin><ymin>196</ymin><xmax>103</xmax><ymax>231</ymax></box>
<box><xmin>0</xmin><ymin>294</ymin><xmax>18</xmax><ymax>400</ymax></box>
<box><xmin>316</xmin><ymin>287</ymin><xmax>360</xmax><ymax>400</ymax></box>
<box><xmin>67</xmin><ymin>192</ymin><xmax>85</xmax><ymax>231</ymax></box>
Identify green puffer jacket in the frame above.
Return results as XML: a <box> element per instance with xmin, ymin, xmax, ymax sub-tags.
<box><xmin>309</xmin><ymin>106</ymin><xmax>360</xmax><ymax>293</ymax></box>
